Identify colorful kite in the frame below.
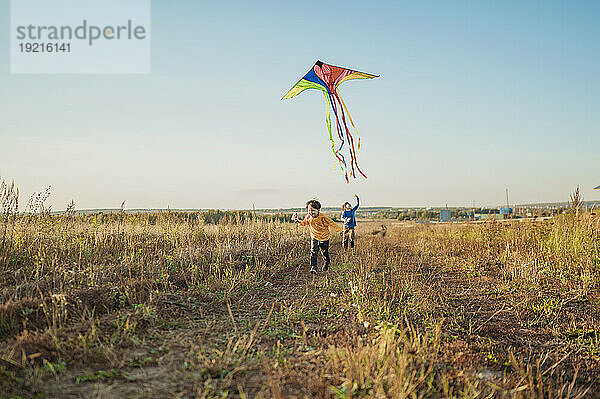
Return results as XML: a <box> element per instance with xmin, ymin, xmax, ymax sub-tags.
<box><xmin>282</xmin><ymin>60</ymin><xmax>378</xmax><ymax>182</ymax></box>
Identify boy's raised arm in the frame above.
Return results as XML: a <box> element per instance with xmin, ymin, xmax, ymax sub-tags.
<box><xmin>353</xmin><ymin>195</ymin><xmax>360</xmax><ymax>211</ymax></box>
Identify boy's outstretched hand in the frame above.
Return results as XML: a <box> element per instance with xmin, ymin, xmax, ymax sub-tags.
<box><xmin>291</xmin><ymin>212</ymin><xmax>298</xmax><ymax>222</ymax></box>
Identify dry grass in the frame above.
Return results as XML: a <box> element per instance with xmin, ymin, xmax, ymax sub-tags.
<box><xmin>0</xmin><ymin>207</ymin><xmax>599</xmax><ymax>398</ymax></box>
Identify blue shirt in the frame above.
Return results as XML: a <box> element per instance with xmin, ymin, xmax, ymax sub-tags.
<box><xmin>341</xmin><ymin>198</ymin><xmax>359</xmax><ymax>228</ymax></box>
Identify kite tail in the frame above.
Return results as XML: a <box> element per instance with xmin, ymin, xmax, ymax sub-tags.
<box><xmin>333</xmin><ymin>91</ymin><xmax>367</xmax><ymax>179</ymax></box>
<box><xmin>334</xmin><ymin>92</ymin><xmax>357</xmax><ymax>178</ymax></box>
<box><xmin>329</xmin><ymin>93</ymin><xmax>344</xmax><ymax>142</ymax></box>
<box><xmin>337</xmin><ymin>90</ymin><xmax>361</xmax><ymax>151</ymax></box>
<box><xmin>323</xmin><ymin>92</ymin><xmax>348</xmax><ymax>181</ymax></box>
<box><xmin>323</xmin><ymin>93</ymin><xmax>342</xmax><ymax>171</ymax></box>
<box><xmin>328</xmin><ymin>92</ymin><xmax>349</xmax><ymax>182</ymax></box>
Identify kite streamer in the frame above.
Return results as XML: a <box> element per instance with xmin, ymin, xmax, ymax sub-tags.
<box><xmin>282</xmin><ymin>60</ymin><xmax>378</xmax><ymax>182</ymax></box>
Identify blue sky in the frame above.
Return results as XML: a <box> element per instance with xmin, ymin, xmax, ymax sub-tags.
<box><xmin>1</xmin><ymin>0</ymin><xmax>599</xmax><ymax>210</ymax></box>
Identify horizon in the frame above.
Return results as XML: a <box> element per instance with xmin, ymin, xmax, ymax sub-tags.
<box><xmin>43</xmin><ymin>198</ymin><xmax>600</xmax><ymax>214</ymax></box>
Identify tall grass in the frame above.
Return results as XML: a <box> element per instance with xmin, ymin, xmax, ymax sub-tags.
<box><xmin>0</xmin><ymin>196</ymin><xmax>598</xmax><ymax>397</ymax></box>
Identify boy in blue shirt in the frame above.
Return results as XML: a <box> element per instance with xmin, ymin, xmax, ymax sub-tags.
<box><xmin>341</xmin><ymin>195</ymin><xmax>360</xmax><ymax>251</ymax></box>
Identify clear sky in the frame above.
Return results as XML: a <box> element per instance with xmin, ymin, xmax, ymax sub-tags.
<box><xmin>1</xmin><ymin>0</ymin><xmax>599</xmax><ymax>210</ymax></box>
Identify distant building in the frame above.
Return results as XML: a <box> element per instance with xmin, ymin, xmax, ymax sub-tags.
<box><xmin>474</xmin><ymin>209</ymin><xmax>501</xmax><ymax>220</ymax></box>
<box><xmin>500</xmin><ymin>207</ymin><xmax>513</xmax><ymax>219</ymax></box>
<box><xmin>440</xmin><ymin>209</ymin><xmax>451</xmax><ymax>222</ymax></box>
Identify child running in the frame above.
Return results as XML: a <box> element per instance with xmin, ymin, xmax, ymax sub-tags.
<box><xmin>341</xmin><ymin>194</ymin><xmax>360</xmax><ymax>251</ymax></box>
<box><xmin>293</xmin><ymin>199</ymin><xmax>342</xmax><ymax>274</ymax></box>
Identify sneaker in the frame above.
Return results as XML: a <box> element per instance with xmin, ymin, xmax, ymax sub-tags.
<box><xmin>322</xmin><ymin>264</ymin><xmax>330</xmax><ymax>272</ymax></box>
<box><xmin>309</xmin><ymin>267</ymin><xmax>317</xmax><ymax>274</ymax></box>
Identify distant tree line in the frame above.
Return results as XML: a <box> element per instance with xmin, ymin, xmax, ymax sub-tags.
<box><xmin>372</xmin><ymin>209</ymin><xmax>474</xmax><ymax>221</ymax></box>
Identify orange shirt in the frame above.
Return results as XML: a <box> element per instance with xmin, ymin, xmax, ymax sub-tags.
<box><xmin>299</xmin><ymin>213</ymin><xmax>341</xmax><ymax>241</ymax></box>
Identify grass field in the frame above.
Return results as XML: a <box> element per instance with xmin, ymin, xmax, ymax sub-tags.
<box><xmin>1</xmin><ymin>208</ymin><xmax>599</xmax><ymax>398</ymax></box>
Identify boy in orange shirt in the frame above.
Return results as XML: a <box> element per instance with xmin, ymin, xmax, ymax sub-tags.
<box><xmin>293</xmin><ymin>199</ymin><xmax>342</xmax><ymax>274</ymax></box>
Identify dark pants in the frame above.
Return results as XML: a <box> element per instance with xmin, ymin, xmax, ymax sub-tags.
<box><xmin>343</xmin><ymin>227</ymin><xmax>355</xmax><ymax>250</ymax></box>
<box><xmin>310</xmin><ymin>239</ymin><xmax>330</xmax><ymax>268</ymax></box>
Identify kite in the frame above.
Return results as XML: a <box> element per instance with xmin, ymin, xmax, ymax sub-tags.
<box><xmin>282</xmin><ymin>60</ymin><xmax>378</xmax><ymax>182</ymax></box>
<box><xmin>595</xmin><ymin>185</ymin><xmax>600</xmax><ymax>190</ymax></box>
